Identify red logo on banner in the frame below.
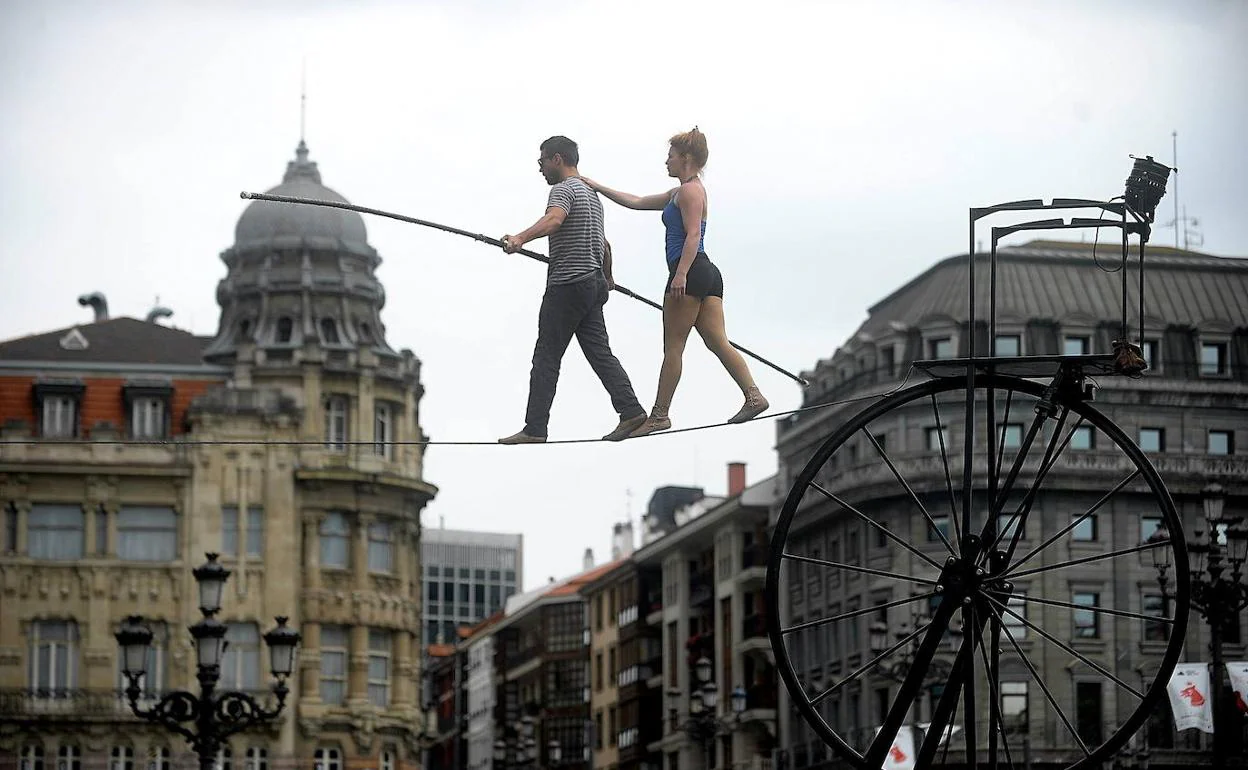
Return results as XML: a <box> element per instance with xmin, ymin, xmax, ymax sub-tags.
<box><xmin>1180</xmin><ymin>682</ymin><xmax>1206</xmax><ymax>707</ymax></box>
<box><xmin>889</xmin><ymin>745</ymin><xmax>908</xmax><ymax>763</ymax></box>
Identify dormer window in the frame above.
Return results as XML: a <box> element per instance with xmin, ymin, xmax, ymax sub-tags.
<box><xmin>359</xmin><ymin>322</ymin><xmax>373</xmax><ymax>343</ymax></box>
<box><xmin>33</xmin><ymin>382</ymin><xmax>84</xmax><ymax>438</ymax></box>
<box><xmin>123</xmin><ymin>383</ymin><xmax>173</xmax><ymax>439</ymax></box>
<box><xmin>319</xmin><ymin>318</ymin><xmax>341</xmax><ymax>344</ymax></box>
<box><xmin>1200</xmin><ymin>341</ymin><xmax>1228</xmax><ymax>377</ymax></box>
<box><xmin>276</xmin><ymin>317</ymin><xmax>295</xmax><ymax>343</ymax></box>
<box><xmin>237</xmin><ymin>318</ymin><xmax>253</xmax><ymax>342</ymax></box>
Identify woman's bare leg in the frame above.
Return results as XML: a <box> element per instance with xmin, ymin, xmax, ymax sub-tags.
<box><xmin>630</xmin><ymin>292</ymin><xmax>701</xmax><ymax>436</ymax></box>
<box><xmin>695</xmin><ymin>297</ymin><xmax>769</xmax><ymax>422</ymax></box>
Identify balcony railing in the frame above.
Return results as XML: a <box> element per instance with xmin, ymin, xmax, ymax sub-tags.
<box><xmin>0</xmin><ymin>687</ymin><xmax>275</xmax><ymax>720</ymax></box>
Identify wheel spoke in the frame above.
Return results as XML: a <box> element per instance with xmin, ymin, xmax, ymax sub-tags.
<box><xmin>1009</xmin><ymin>469</ymin><xmax>1142</xmax><ymax>574</ymax></box>
<box><xmin>999</xmin><ymin>412</ymin><xmax>1079</xmax><ymax>563</ymax></box>
<box><xmin>1005</xmin><ymin>539</ymin><xmax>1170</xmax><ymax>580</ymax></box>
<box><xmin>916</xmin><ymin>622</ymin><xmax>975</xmax><ymax>768</ymax></box>
<box><xmin>929</xmin><ymin>393</ymin><xmax>962</xmax><ymax>544</ymax></box>
<box><xmin>979</xmin><ymin>611</ymin><xmax>1013</xmax><ymax>770</ymax></box>
<box><xmin>987</xmin><ymin>601</ymin><xmax>1091</xmax><ymax>757</ymax></box>
<box><xmin>783</xmin><ymin>592</ymin><xmax>936</xmax><ymax>634</ymax></box>
<box><xmin>809</xmin><ymin>481</ymin><xmax>944</xmax><ymax>570</ymax></box>
<box><xmin>961</xmin><ymin>603</ymin><xmax>978</xmax><ymax>770</ymax></box>
<box><xmin>992</xmin><ymin>390</ymin><xmax>1016</xmax><ymax>497</ymax></box>
<box><xmin>1010</xmin><ymin>592</ymin><xmax>1176</xmax><ymax>624</ymax></box>
<box><xmin>809</xmin><ymin>621</ymin><xmax>934</xmax><ymax>707</ymax></box>
<box><xmin>782</xmin><ymin>552</ymin><xmax>938</xmax><ymax>585</ymax></box>
<box><xmin>985</xmin><ymin>594</ymin><xmax>1145</xmax><ymax>699</ymax></box>
<box><xmin>861</xmin><ymin>429</ymin><xmax>957</xmax><ymax>558</ymax></box>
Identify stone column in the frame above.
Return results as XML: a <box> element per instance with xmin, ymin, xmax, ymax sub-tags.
<box><xmin>394</xmin><ymin>629</ymin><xmax>413</xmax><ymax>708</ymax></box>
<box><xmin>354</xmin><ymin>514</ymin><xmax>373</xmax><ymax>591</ymax></box>
<box><xmin>14</xmin><ymin>500</ymin><xmax>30</xmax><ymax>555</ymax></box>
<box><xmin>299</xmin><ymin>621</ymin><xmax>322</xmax><ymax>703</ymax></box>
<box><xmin>348</xmin><ymin>624</ymin><xmax>370</xmax><ymax>707</ymax></box>
<box><xmin>304</xmin><ymin>514</ymin><xmax>323</xmax><ymax>590</ymax></box>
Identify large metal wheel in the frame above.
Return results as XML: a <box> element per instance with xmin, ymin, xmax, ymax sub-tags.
<box><xmin>766</xmin><ymin>372</ymin><xmax>1189</xmax><ymax>770</ymax></box>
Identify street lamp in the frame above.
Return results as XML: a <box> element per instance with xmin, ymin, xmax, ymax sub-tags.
<box><xmin>114</xmin><ymin>553</ymin><xmax>299</xmax><ymax>770</ymax></box>
<box><xmin>668</xmin><ymin>659</ymin><xmax>748</xmax><ymax>770</ymax></box>
<box><xmin>1148</xmin><ymin>484</ymin><xmax>1248</xmax><ymax>770</ymax></box>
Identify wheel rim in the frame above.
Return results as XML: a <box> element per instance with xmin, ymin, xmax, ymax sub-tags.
<box><xmin>766</xmin><ymin>373</ymin><xmax>1189</xmax><ymax>770</ymax></box>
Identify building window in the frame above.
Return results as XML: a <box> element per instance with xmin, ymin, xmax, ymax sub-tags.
<box><xmin>928</xmin><ymin>515</ymin><xmax>950</xmax><ymax>543</ymax></box>
<box><xmin>374</xmin><ymin>402</ymin><xmax>394</xmax><ymax>458</ymax></box>
<box><xmin>117</xmin><ymin>621</ymin><xmax>167</xmax><ymax>698</ymax></box>
<box><xmin>56</xmin><ymin>746</ymin><xmax>81</xmax><ymax>770</ymax></box>
<box><xmin>109</xmin><ymin>747</ymin><xmax>133</xmax><ymax>770</ymax></box>
<box><xmin>275</xmin><ymin>317</ymin><xmax>294</xmax><ymax>343</ymax></box>
<box><xmin>379</xmin><ymin>750</ymin><xmax>394</xmax><ymax>770</ymax></box>
<box><xmin>243</xmin><ymin>750</ymin><xmax>266</xmax><ymax>770</ymax></box>
<box><xmin>1075</xmin><ymin>682</ymin><xmax>1103</xmax><ymax>745</ymax></box>
<box><xmin>880</xmin><ymin>345</ymin><xmax>896</xmax><ymax>377</ymax></box>
<box><xmin>117</xmin><ymin>506</ymin><xmax>177</xmax><ymax>562</ymax></box>
<box><xmin>21</xmin><ymin>745</ymin><xmax>44</xmax><ymax>770</ymax></box>
<box><xmin>36</xmin><ymin>382</ymin><xmax>82</xmax><ymax>438</ymax></box>
<box><xmin>30</xmin><ymin>620</ymin><xmax>78</xmax><ymax>692</ymax></box>
<box><xmin>221</xmin><ymin>623</ymin><xmax>260</xmax><ymax>690</ymax></box>
<box><xmin>1141</xmin><ymin>516</ymin><xmax>1163</xmax><ymax>543</ymax></box>
<box><xmin>222</xmin><ymin>506</ymin><xmax>239</xmax><ymax>556</ymax></box>
<box><xmin>1200</xmin><ymin>341</ymin><xmax>1228</xmax><ymax>377</ymax></box>
<box><xmin>1003</xmin><ymin>595</ymin><xmax>1027</xmax><ymax>641</ymax></box>
<box><xmin>999</xmin><ymin>423</ymin><xmax>1023</xmax><ymax>449</ymax></box>
<box><xmin>368</xmin><ymin>521</ymin><xmax>394</xmax><ymax>573</ymax></box>
<box><xmin>1070</xmin><ymin>425</ymin><xmax>1095</xmax><ymax>450</ymax></box>
<box><xmin>324</xmin><ymin>396</ymin><xmax>348</xmax><ymax>450</ymax></box>
<box><xmin>368</xmin><ymin>629</ymin><xmax>392</xmax><ymax>706</ymax></box>
<box><xmin>1143</xmin><ymin>594</ymin><xmax>1168</xmax><ymax>642</ymax></box>
<box><xmin>129</xmin><ymin>397</ymin><xmax>166</xmax><ymax>439</ymax></box>
<box><xmin>28</xmin><ymin>504</ymin><xmax>85</xmax><ymax>560</ymax></box>
<box><xmin>319</xmin><ymin>318</ymin><xmax>341</xmax><ymax>344</ymax></box>
<box><xmin>246</xmin><ymin>506</ymin><xmax>263</xmax><ymax>557</ymax></box>
<box><xmin>214</xmin><ymin>749</ymin><xmax>232</xmax><ymax>770</ymax></box>
<box><xmin>320</xmin><ymin>512</ymin><xmax>350</xmax><ymax>568</ymax></box>
<box><xmin>314</xmin><ymin>749</ymin><xmax>341</xmax><ymax>770</ymax></box>
<box><xmin>1071</xmin><ymin>514</ymin><xmax>1097</xmax><ymax>541</ymax></box>
<box><xmin>1208</xmin><ymin>430</ymin><xmax>1234</xmax><ymax>456</ymax></box>
<box><xmin>1142</xmin><ymin>339</ymin><xmax>1160</xmax><ymax>371</ymax></box>
<box><xmin>925</xmin><ymin>426</ymin><xmax>949</xmax><ymax>452</ymax></box>
<box><xmin>927</xmin><ymin>337</ymin><xmax>954</xmax><ymax>359</ymax></box>
<box><xmin>1001</xmin><ymin>682</ymin><xmax>1028</xmax><ymax>733</ymax></box>
<box><xmin>994</xmin><ymin>335</ymin><xmax>1021</xmax><ymax>357</ymax></box>
<box><xmin>1072</xmin><ymin>592</ymin><xmax>1100</xmax><ymax>638</ymax></box>
<box><xmin>1138</xmin><ymin>428</ymin><xmax>1164</xmax><ymax>453</ymax></box>
<box><xmin>148</xmin><ymin>748</ymin><xmax>171</xmax><ymax>770</ymax></box>
<box><xmin>996</xmin><ymin>513</ymin><xmax>1022</xmax><ymax>541</ymax></box>
<box><xmin>4</xmin><ymin>503</ymin><xmax>17</xmax><ymax>553</ymax></box>
<box><xmin>1063</xmin><ymin>336</ymin><xmax>1090</xmax><ymax>356</ymax></box>
<box><xmin>320</xmin><ymin>626</ymin><xmax>348</xmax><ymax>705</ymax></box>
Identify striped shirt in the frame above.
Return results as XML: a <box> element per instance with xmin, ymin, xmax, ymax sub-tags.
<box><xmin>545</xmin><ymin>177</ymin><xmax>605</xmax><ymax>285</ymax></box>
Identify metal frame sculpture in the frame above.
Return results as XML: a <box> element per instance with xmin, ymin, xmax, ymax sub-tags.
<box><xmin>766</xmin><ymin>157</ymin><xmax>1190</xmax><ymax>770</ymax></box>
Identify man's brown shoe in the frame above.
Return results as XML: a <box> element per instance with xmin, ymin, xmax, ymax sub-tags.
<box><xmin>498</xmin><ymin>431</ymin><xmax>547</xmax><ymax>445</ymax></box>
<box><xmin>602</xmin><ymin>414</ymin><xmax>647</xmax><ymax>442</ymax></box>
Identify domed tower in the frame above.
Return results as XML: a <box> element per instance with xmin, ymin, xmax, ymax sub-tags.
<box><xmin>204</xmin><ymin>139</ymin><xmax>396</xmax><ymax>365</ymax></box>
<box><xmin>187</xmin><ymin>141</ymin><xmax>437</xmax><ymax>761</ymax></box>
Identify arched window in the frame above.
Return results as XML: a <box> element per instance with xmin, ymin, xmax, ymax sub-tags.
<box><xmin>313</xmin><ymin>748</ymin><xmax>341</xmax><ymax>770</ymax></box>
<box><xmin>276</xmin><ymin>317</ymin><xmax>294</xmax><ymax>343</ymax></box>
<box><xmin>56</xmin><ymin>745</ymin><xmax>81</xmax><ymax>770</ymax></box>
<box><xmin>20</xmin><ymin>745</ymin><xmax>44</xmax><ymax>770</ymax></box>
<box><xmin>238</xmin><ymin>319</ymin><xmax>252</xmax><ymax>341</ymax></box>
<box><xmin>109</xmin><ymin>746</ymin><xmax>133</xmax><ymax>770</ymax></box>
<box><xmin>359</xmin><ymin>322</ymin><xmax>373</xmax><ymax>343</ymax></box>
<box><xmin>319</xmin><ymin>318</ymin><xmax>341</xmax><ymax>344</ymax></box>
<box><xmin>244</xmin><ymin>748</ymin><xmax>267</xmax><ymax>770</ymax></box>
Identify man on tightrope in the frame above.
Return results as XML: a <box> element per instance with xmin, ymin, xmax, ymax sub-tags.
<box><xmin>498</xmin><ymin>136</ymin><xmax>648</xmax><ymax>444</ymax></box>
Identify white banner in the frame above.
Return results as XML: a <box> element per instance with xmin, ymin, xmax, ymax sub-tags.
<box><xmin>1167</xmin><ymin>663</ymin><xmax>1214</xmax><ymax>733</ymax></box>
<box><xmin>1227</xmin><ymin>661</ymin><xmax>1248</xmax><ymax>714</ymax></box>
<box><xmin>873</xmin><ymin>725</ymin><xmax>915</xmax><ymax>770</ymax></box>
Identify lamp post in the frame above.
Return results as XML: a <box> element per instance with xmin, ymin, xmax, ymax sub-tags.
<box><xmin>667</xmin><ymin>656</ymin><xmax>748</xmax><ymax>770</ymax></box>
<box><xmin>115</xmin><ymin>553</ymin><xmax>299</xmax><ymax>770</ymax></box>
<box><xmin>1148</xmin><ymin>484</ymin><xmax>1248</xmax><ymax>769</ymax></box>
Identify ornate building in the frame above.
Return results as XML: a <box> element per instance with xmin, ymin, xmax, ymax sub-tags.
<box><xmin>772</xmin><ymin>240</ymin><xmax>1248</xmax><ymax>770</ymax></box>
<box><xmin>0</xmin><ymin>141</ymin><xmax>437</xmax><ymax>768</ymax></box>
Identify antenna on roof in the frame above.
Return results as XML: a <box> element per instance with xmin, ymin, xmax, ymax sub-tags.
<box><xmin>300</xmin><ymin>58</ymin><xmax>308</xmax><ymax>143</ymax></box>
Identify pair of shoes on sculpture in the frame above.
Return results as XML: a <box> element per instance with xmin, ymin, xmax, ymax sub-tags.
<box><xmin>498</xmin><ymin>430</ymin><xmax>546</xmax><ymax>445</ymax></box>
<box><xmin>629</xmin><ymin>408</ymin><xmax>671</xmax><ymax>438</ymax></box>
<box><xmin>603</xmin><ymin>413</ymin><xmax>647</xmax><ymax>441</ymax></box>
<box><xmin>728</xmin><ymin>386</ymin><xmax>769</xmax><ymax>424</ymax></box>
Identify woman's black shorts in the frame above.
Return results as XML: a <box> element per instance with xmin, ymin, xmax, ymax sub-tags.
<box><xmin>665</xmin><ymin>252</ymin><xmax>724</xmax><ymax>299</ymax></box>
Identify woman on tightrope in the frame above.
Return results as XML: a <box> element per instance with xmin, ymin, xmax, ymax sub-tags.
<box><xmin>584</xmin><ymin>127</ymin><xmax>768</xmax><ymax>437</ymax></box>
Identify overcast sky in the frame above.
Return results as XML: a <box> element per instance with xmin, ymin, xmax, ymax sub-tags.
<box><xmin>2</xmin><ymin>0</ymin><xmax>1246</xmax><ymax>590</ymax></box>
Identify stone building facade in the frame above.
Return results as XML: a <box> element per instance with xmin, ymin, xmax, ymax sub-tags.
<box><xmin>0</xmin><ymin>141</ymin><xmax>437</xmax><ymax>769</ymax></box>
<box><xmin>772</xmin><ymin>240</ymin><xmax>1248</xmax><ymax>769</ymax></box>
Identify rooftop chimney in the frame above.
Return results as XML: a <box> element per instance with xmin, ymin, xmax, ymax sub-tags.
<box><xmin>77</xmin><ymin>292</ymin><xmax>109</xmax><ymax>322</ymax></box>
<box><xmin>583</xmin><ymin>548</ymin><xmax>594</xmax><ymax>571</ymax></box>
<box><xmin>611</xmin><ymin>522</ymin><xmax>635</xmax><ymax>559</ymax></box>
<box><xmin>728</xmin><ymin>462</ymin><xmax>747</xmax><ymax>496</ymax></box>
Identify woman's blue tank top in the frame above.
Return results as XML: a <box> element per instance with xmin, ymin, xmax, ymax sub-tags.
<box><xmin>662</xmin><ymin>192</ymin><xmax>706</xmax><ymax>266</ymax></box>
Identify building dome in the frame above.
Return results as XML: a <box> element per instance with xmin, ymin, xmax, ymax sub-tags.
<box><xmin>233</xmin><ymin>140</ymin><xmax>371</xmax><ymax>254</ymax></box>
